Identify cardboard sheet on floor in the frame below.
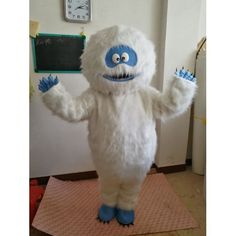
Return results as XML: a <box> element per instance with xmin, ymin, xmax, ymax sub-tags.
<box><xmin>32</xmin><ymin>174</ymin><xmax>198</xmax><ymax>236</ymax></box>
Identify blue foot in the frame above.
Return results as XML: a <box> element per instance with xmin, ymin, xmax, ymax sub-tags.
<box><xmin>116</xmin><ymin>208</ymin><xmax>135</xmax><ymax>226</ymax></box>
<box><xmin>97</xmin><ymin>204</ymin><xmax>116</xmax><ymax>223</ymax></box>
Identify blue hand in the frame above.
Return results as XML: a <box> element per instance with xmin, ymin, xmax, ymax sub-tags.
<box><xmin>38</xmin><ymin>74</ymin><xmax>59</xmax><ymax>93</ymax></box>
<box><xmin>175</xmin><ymin>67</ymin><xmax>196</xmax><ymax>82</ymax></box>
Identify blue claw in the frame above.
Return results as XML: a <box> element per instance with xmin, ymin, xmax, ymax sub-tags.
<box><xmin>38</xmin><ymin>74</ymin><xmax>59</xmax><ymax>93</ymax></box>
<box><xmin>179</xmin><ymin>69</ymin><xmax>186</xmax><ymax>77</ymax></box>
<box><xmin>175</xmin><ymin>67</ymin><xmax>196</xmax><ymax>83</ymax></box>
<box><xmin>54</xmin><ymin>76</ymin><xmax>59</xmax><ymax>84</ymax></box>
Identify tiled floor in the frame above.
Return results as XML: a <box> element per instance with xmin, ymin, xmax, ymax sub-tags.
<box><xmin>31</xmin><ymin>167</ymin><xmax>206</xmax><ymax>236</ymax></box>
<box><xmin>153</xmin><ymin>167</ymin><xmax>206</xmax><ymax>236</ymax></box>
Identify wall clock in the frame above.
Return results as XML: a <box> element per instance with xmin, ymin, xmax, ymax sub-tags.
<box><xmin>64</xmin><ymin>0</ymin><xmax>92</xmax><ymax>23</ymax></box>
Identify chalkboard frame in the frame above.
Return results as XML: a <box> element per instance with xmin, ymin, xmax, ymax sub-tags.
<box><xmin>31</xmin><ymin>33</ymin><xmax>86</xmax><ymax>73</ymax></box>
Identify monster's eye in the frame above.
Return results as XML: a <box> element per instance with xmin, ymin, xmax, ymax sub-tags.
<box><xmin>105</xmin><ymin>45</ymin><xmax>137</xmax><ymax>68</ymax></box>
<box><xmin>121</xmin><ymin>52</ymin><xmax>129</xmax><ymax>62</ymax></box>
<box><xmin>112</xmin><ymin>54</ymin><xmax>120</xmax><ymax>64</ymax></box>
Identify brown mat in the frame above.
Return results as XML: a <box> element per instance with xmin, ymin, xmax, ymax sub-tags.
<box><xmin>32</xmin><ymin>174</ymin><xmax>198</xmax><ymax>235</ymax></box>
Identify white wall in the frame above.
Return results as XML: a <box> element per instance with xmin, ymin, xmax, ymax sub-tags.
<box><xmin>198</xmin><ymin>0</ymin><xmax>206</xmax><ymax>41</ymax></box>
<box><xmin>155</xmin><ymin>0</ymin><xmax>204</xmax><ymax>167</ymax></box>
<box><xmin>30</xmin><ymin>0</ymin><xmax>205</xmax><ymax>177</ymax></box>
<box><xmin>30</xmin><ymin>0</ymin><xmax>163</xmax><ymax>177</ymax></box>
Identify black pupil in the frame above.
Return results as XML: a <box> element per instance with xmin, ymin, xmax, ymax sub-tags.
<box><xmin>116</xmin><ymin>58</ymin><xmax>120</xmax><ymax>61</ymax></box>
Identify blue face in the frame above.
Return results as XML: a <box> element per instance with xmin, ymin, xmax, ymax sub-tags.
<box><xmin>103</xmin><ymin>45</ymin><xmax>138</xmax><ymax>82</ymax></box>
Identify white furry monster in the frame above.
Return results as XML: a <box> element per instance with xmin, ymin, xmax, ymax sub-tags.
<box><xmin>38</xmin><ymin>25</ymin><xmax>197</xmax><ymax>226</ymax></box>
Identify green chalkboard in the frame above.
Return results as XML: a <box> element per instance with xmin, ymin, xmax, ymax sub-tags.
<box><xmin>31</xmin><ymin>33</ymin><xmax>86</xmax><ymax>73</ymax></box>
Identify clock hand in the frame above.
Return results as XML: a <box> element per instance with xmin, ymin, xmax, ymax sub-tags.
<box><xmin>74</xmin><ymin>5</ymin><xmax>85</xmax><ymax>10</ymax></box>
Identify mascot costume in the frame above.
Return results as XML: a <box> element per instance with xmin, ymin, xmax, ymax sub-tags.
<box><xmin>38</xmin><ymin>25</ymin><xmax>197</xmax><ymax>226</ymax></box>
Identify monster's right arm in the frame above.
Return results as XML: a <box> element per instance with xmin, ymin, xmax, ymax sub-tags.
<box><xmin>39</xmin><ymin>76</ymin><xmax>95</xmax><ymax>122</ymax></box>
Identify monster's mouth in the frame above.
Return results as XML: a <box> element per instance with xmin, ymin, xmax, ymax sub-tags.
<box><xmin>103</xmin><ymin>73</ymin><xmax>137</xmax><ymax>82</ymax></box>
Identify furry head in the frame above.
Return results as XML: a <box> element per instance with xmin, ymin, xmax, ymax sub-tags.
<box><xmin>81</xmin><ymin>25</ymin><xmax>156</xmax><ymax>95</ymax></box>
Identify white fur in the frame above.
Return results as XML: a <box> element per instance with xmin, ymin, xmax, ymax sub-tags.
<box><xmin>41</xmin><ymin>25</ymin><xmax>197</xmax><ymax>210</ymax></box>
<box><xmin>81</xmin><ymin>25</ymin><xmax>156</xmax><ymax>96</ymax></box>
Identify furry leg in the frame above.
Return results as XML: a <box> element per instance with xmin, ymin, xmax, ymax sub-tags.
<box><xmin>115</xmin><ymin>180</ymin><xmax>144</xmax><ymax>226</ymax></box>
<box><xmin>97</xmin><ymin>177</ymin><xmax>120</xmax><ymax>223</ymax></box>
<box><xmin>117</xmin><ymin>180</ymin><xmax>143</xmax><ymax>210</ymax></box>
<box><xmin>99</xmin><ymin>177</ymin><xmax>120</xmax><ymax>207</ymax></box>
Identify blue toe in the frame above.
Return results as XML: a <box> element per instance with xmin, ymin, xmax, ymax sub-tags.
<box><xmin>98</xmin><ymin>204</ymin><xmax>116</xmax><ymax>222</ymax></box>
<box><xmin>116</xmin><ymin>208</ymin><xmax>135</xmax><ymax>225</ymax></box>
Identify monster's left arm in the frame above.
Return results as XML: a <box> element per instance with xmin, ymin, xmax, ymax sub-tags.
<box><xmin>151</xmin><ymin>68</ymin><xmax>197</xmax><ymax>120</ymax></box>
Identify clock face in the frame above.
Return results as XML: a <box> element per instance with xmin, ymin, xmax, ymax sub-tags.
<box><xmin>64</xmin><ymin>0</ymin><xmax>91</xmax><ymax>23</ymax></box>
